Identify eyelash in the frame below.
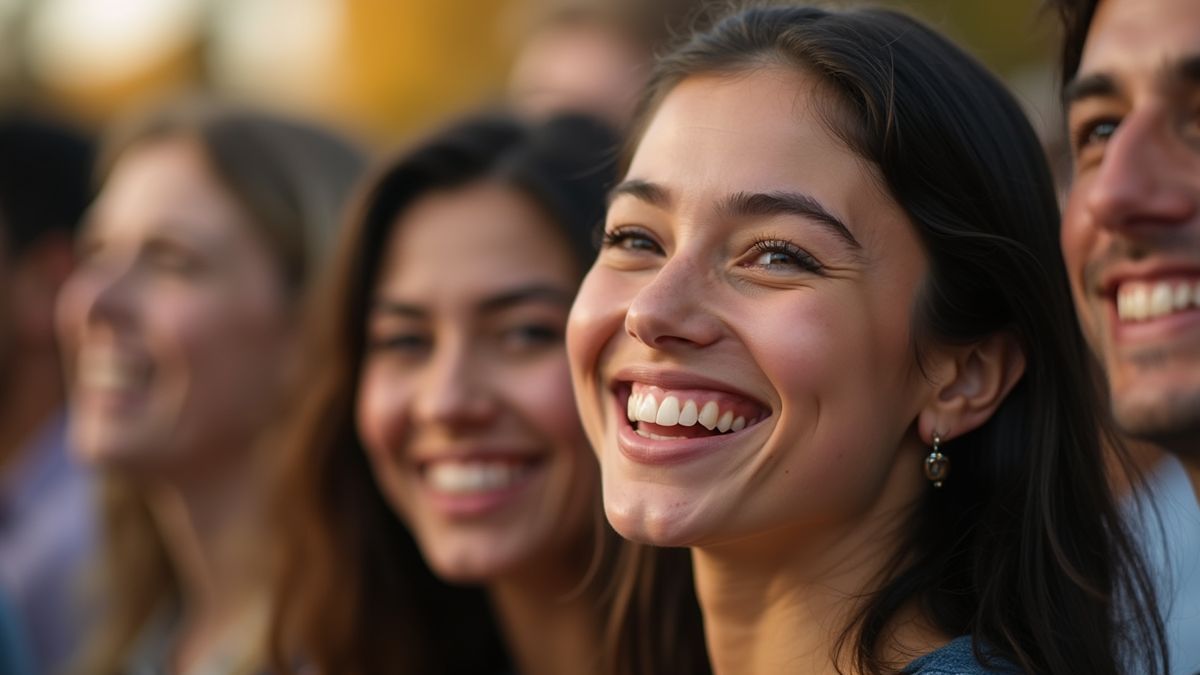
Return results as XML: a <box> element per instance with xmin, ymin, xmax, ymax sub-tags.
<box><xmin>600</xmin><ymin>226</ymin><xmax>662</xmax><ymax>253</ymax></box>
<box><xmin>1073</xmin><ymin>117</ymin><xmax>1120</xmax><ymax>153</ymax></box>
<box><xmin>368</xmin><ymin>333</ymin><xmax>430</xmax><ymax>353</ymax></box>
<box><xmin>601</xmin><ymin>226</ymin><xmax>823</xmax><ymax>276</ymax></box>
<box><xmin>748</xmin><ymin>238</ymin><xmax>824</xmax><ymax>274</ymax></box>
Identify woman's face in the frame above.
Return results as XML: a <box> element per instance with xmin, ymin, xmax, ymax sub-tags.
<box><xmin>356</xmin><ymin>181</ymin><xmax>596</xmax><ymax>583</ymax></box>
<box><xmin>567</xmin><ymin>67</ymin><xmax>934</xmax><ymax>549</ymax></box>
<box><xmin>57</xmin><ymin>137</ymin><xmax>294</xmax><ymax>481</ymax></box>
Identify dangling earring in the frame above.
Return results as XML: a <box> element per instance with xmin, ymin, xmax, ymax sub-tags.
<box><xmin>924</xmin><ymin>433</ymin><xmax>949</xmax><ymax>488</ymax></box>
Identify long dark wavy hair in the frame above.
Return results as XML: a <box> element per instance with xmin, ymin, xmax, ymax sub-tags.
<box><xmin>268</xmin><ymin>112</ymin><xmax>709</xmax><ymax>675</ymax></box>
<box><xmin>619</xmin><ymin>6</ymin><xmax>1168</xmax><ymax>675</ymax></box>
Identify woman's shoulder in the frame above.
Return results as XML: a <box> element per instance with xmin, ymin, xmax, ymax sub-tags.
<box><xmin>901</xmin><ymin>636</ymin><xmax>1024</xmax><ymax>675</ymax></box>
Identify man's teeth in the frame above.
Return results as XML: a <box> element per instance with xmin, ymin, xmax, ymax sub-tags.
<box><xmin>1117</xmin><ymin>280</ymin><xmax>1200</xmax><ymax>322</ymax></box>
<box><xmin>426</xmin><ymin>461</ymin><xmax>528</xmax><ymax>494</ymax></box>
<box><xmin>627</xmin><ymin>392</ymin><xmax>749</xmax><ymax>434</ymax></box>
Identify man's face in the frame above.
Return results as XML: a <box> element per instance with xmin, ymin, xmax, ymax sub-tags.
<box><xmin>1062</xmin><ymin>0</ymin><xmax>1200</xmax><ymax>457</ymax></box>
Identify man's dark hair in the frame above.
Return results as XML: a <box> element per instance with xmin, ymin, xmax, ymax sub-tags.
<box><xmin>1049</xmin><ymin>0</ymin><xmax>1100</xmax><ymax>86</ymax></box>
<box><xmin>0</xmin><ymin>111</ymin><xmax>94</xmax><ymax>257</ymax></box>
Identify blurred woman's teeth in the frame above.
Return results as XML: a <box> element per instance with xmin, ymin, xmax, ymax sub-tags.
<box><xmin>1117</xmin><ymin>280</ymin><xmax>1200</xmax><ymax>322</ymax></box>
<box><xmin>78</xmin><ymin>353</ymin><xmax>145</xmax><ymax>391</ymax></box>
<box><xmin>426</xmin><ymin>461</ymin><xmax>526</xmax><ymax>494</ymax></box>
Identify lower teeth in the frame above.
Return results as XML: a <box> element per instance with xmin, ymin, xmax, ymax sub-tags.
<box><xmin>635</xmin><ymin>428</ymin><xmax>687</xmax><ymax>440</ymax></box>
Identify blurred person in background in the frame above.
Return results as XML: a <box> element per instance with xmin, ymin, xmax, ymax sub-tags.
<box><xmin>1053</xmin><ymin>0</ymin><xmax>1200</xmax><ymax>670</ymax></box>
<box><xmin>270</xmin><ymin>112</ymin><xmax>709</xmax><ymax>675</ymax></box>
<box><xmin>0</xmin><ymin>110</ymin><xmax>96</xmax><ymax>675</ymax></box>
<box><xmin>506</xmin><ymin>0</ymin><xmax>702</xmax><ymax>128</ymax></box>
<box><xmin>56</xmin><ymin>99</ymin><xmax>364</xmax><ymax>675</ymax></box>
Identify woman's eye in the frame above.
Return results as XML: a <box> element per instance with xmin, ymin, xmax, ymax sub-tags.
<box><xmin>145</xmin><ymin>242</ymin><xmax>204</xmax><ymax>276</ymax></box>
<box><xmin>368</xmin><ymin>333</ymin><xmax>431</xmax><ymax>354</ymax></box>
<box><xmin>746</xmin><ymin>239</ymin><xmax>823</xmax><ymax>274</ymax></box>
<box><xmin>500</xmin><ymin>323</ymin><xmax>562</xmax><ymax>351</ymax></box>
<box><xmin>600</xmin><ymin>226</ymin><xmax>663</xmax><ymax>255</ymax></box>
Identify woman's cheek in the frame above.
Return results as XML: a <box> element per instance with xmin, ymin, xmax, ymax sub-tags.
<box><xmin>567</xmin><ymin>267</ymin><xmax>634</xmax><ymax>371</ymax></box>
<box><xmin>355</xmin><ymin>364</ymin><xmax>410</xmax><ymax>468</ymax></box>
<box><xmin>518</xmin><ymin>353</ymin><xmax>588</xmax><ymax>447</ymax></box>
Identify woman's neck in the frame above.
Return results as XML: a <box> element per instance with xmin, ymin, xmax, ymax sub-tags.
<box><xmin>488</xmin><ymin>546</ymin><xmax>602</xmax><ymax>675</ymax></box>
<box><xmin>145</xmin><ymin>453</ymin><xmax>267</xmax><ymax>672</ymax></box>
<box><xmin>693</xmin><ymin>503</ymin><xmax>942</xmax><ymax>675</ymax></box>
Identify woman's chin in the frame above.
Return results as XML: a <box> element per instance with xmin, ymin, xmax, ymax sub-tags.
<box><xmin>603</xmin><ymin>491</ymin><xmax>708</xmax><ymax>548</ymax></box>
<box><xmin>422</xmin><ymin>544</ymin><xmax>522</xmax><ymax>586</ymax></box>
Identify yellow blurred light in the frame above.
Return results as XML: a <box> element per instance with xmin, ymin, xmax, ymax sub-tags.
<box><xmin>27</xmin><ymin>0</ymin><xmax>203</xmax><ymax>88</ymax></box>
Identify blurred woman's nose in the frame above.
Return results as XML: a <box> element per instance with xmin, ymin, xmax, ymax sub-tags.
<box><xmin>63</xmin><ymin>256</ymin><xmax>139</xmax><ymax>334</ymax></box>
<box><xmin>412</xmin><ymin>335</ymin><xmax>499</xmax><ymax>430</ymax></box>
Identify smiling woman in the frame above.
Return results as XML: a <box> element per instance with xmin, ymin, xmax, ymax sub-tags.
<box><xmin>269</xmin><ymin>113</ymin><xmax>708</xmax><ymax>675</ymax></box>
<box><xmin>55</xmin><ymin>99</ymin><xmax>364</xmax><ymax>675</ymax></box>
<box><xmin>567</xmin><ymin>6</ymin><xmax>1168</xmax><ymax>675</ymax></box>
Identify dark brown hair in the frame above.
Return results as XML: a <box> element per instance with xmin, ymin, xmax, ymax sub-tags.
<box><xmin>1047</xmin><ymin>0</ymin><xmax>1099</xmax><ymax>87</ymax></box>
<box><xmin>622</xmin><ymin>5</ymin><xmax>1166</xmax><ymax>674</ymax></box>
<box><xmin>269</xmin><ymin>112</ymin><xmax>709</xmax><ymax>675</ymax></box>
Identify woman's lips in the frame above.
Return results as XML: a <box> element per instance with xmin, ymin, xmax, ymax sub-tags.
<box><xmin>415</xmin><ymin>454</ymin><xmax>546</xmax><ymax>518</ymax></box>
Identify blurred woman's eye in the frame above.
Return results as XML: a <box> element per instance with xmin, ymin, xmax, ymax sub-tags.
<box><xmin>144</xmin><ymin>240</ymin><xmax>205</xmax><ymax>276</ymax></box>
<box><xmin>499</xmin><ymin>323</ymin><xmax>562</xmax><ymax>352</ymax></box>
<box><xmin>368</xmin><ymin>332</ymin><xmax>432</xmax><ymax>355</ymax></box>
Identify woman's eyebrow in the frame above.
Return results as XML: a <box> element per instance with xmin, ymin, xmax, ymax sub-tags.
<box><xmin>608</xmin><ymin>179</ymin><xmax>671</xmax><ymax>209</ymax></box>
<box><xmin>477</xmin><ymin>284</ymin><xmax>573</xmax><ymax>313</ymax></box>
<box><xmin>719</xmin><ymin>190</ymin><xmax>862</xmax><ymax>250</ymax></box>
<box><xmin>370</xmin><ymin>300</ymin><xmax>426</xmax><ymax>318</ymax></box>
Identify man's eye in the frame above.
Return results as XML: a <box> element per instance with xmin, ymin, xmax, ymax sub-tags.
<box><xmin>1075</xmin><ymin>119</ymin><xmax>1119</xmax><ymax>151</ymax></box>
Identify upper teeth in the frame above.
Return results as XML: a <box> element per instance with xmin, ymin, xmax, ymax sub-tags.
<box><xmin>425</xmin><ymin>461</ymin><xmax>528</xmax><ymax>494</ymax></box>
<box><xmin>77</xmin><ymin>352</ymin><xmax>146</xmax><ymax>391</ymax></box>
<box><xmin>626</xmin><ymin>392</ymin><xmax>750</xmax><ymax>433</ymax></box>
<box><xmin>1117</xmin><ymin>280</ymin><xmax>1200</xmax><ymax>322</ymax></box>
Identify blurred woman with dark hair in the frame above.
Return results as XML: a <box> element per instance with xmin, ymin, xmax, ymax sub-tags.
<box><xmin>269</xmin><ymin>113</ymin><xmax>708</xmax><ymax>675</ymax></box>
<box><xmin>567</xmin><ymin>6</ymin><xmax>1168</xmax><ymax>675</ymax></box>
<box><xmin>56</xmin><ymin>100</ymin><xmax>364</xmax><ymax>674</ymax></box>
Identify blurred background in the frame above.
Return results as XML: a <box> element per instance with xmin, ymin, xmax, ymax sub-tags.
<box><xmin>0</xmin><ymin>0</ymin><xmax>1061</xmax><ymax>145</ymax></box>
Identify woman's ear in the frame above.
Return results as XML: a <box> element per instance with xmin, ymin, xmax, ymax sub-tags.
<box><xmin>918</xmin><ymin>332</ymin><xmax>1026</xmax><ymax>444</ymax></box>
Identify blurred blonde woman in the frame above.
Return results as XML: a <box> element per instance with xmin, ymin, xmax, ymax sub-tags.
<box><xmin>56</xmin><ymin>100</ymin><xmax>364</xmax><ymax>675</ymax></box>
